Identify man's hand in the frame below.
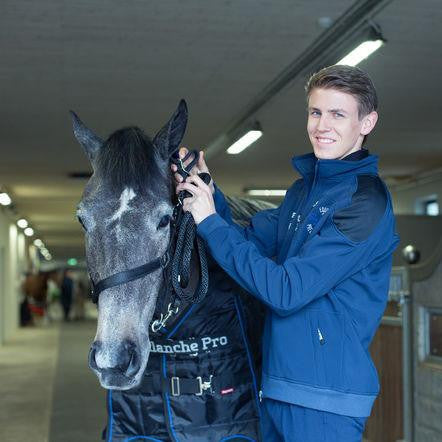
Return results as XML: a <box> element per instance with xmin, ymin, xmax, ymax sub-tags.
<box><xmin>171</xmin><ymin>147</ymin><xmax>215</xmax><ymax>194</ymax></box>
<box><xmin>176</xmin><ymin>175</ymin><xmax>216</xmax><ymax>225</ymax></box>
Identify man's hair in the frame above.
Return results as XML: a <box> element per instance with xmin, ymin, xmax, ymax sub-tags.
<box><xmin>305</xmin><ymin>65</ymin><xmax>378</xmax><ymax>119</ymax></box>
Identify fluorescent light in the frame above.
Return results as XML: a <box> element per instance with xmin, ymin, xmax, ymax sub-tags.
<box><xmin>336</xmin><ymin>39</ymin><xmax>384</xmax><ymax>67</ymax></box>
<box><xmin>227</xmin><ymin>130</ymin><xmax>263</xmax><ymax>155</ymax></box>
<box><xmin>24</xmin><ymin>227</ymin><xmax>34</xmax><ymax>237</ymax></box>
<box><xmin>247</xmin><ymin>189</ymin><xmax>287</xmax><ymax>197</ymax></box>
<box><xmin>0</xmin><ymin>192</ymin><xmax>12</xmax><ymax>206</ymax></box>
<box><xmin>17</xmin><ymin>218</ymin><xmax>29</xmax><ymax>229</ymax></box>
<box><xmin>34</xmin><ymin>239</ymin><xmax>44</xmax><ymax>248</ymax></box>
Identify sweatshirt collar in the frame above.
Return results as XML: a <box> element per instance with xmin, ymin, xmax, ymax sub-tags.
<box><xmin>292</xmin><ymin>148</ymin><xmax>378</xmax><ymax>182</ymax></box>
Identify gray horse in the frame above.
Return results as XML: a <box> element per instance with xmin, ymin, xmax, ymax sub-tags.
<box><xmin>72</xmin><ymin>102</ymin><xmax>187</xmax><ymax>391</ymax></box>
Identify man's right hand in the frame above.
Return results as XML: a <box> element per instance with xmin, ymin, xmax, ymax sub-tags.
<box><xmin>171</xmin><ymin>147</ymin><xmax>215</xmax><ymax>194</ymax></box>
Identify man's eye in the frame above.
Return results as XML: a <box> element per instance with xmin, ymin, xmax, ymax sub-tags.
<box><xmin>334</xmin><ymin>112</ymin><xmax>344</xmax><ymax>118</ymax></box>
<box><xmin>77</xmin><ymin>216</ymin><xmax>87</xmax><ymax>231</ymax></box>
<box><xmin>310</xmin><ymin>111</ymin><xmax>321</xmax><ymax>116</ymax></box>
<box><xmin>158</xmin><ymin>215</ymin><xmax>171</xmax><ymax>229</ymax></box>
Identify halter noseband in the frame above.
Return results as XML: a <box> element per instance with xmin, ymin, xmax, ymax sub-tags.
<box><xmin>90</xmin><ymin>252</ymin><xmax>170</xmax><ymax>304</ymax></box>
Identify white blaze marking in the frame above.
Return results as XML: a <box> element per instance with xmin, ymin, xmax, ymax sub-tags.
<box><xmin>112</xmin><ymin>187</ymin><xmax>136</xmax><ymax>221</ymax></box>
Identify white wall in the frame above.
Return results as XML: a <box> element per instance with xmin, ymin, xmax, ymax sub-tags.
<box><xmin>0</xmin><ymin>210</ymin><xmax>27</xmax><ymax>345</ymax></box>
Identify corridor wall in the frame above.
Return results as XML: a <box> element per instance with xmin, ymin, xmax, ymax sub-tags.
<box><xmin>391</xmin><ymin>173</ymin><xmax>442</xmax><ymax>215</ymax></box>
<box><xmin>0</xmin><ymin>210</ymin><xmax>26</xmax><ymax>345</ymax></box>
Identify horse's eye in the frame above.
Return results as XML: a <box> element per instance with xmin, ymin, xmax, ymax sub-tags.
<box><xmin>158</xmin><ymin>215</ymin><xmax>171</xmax><ymax>229</ymax></box>
<box><xmin>77</xmin><ymin>216</ymin><xmax>87</xmax><ymax>231</ymax></box>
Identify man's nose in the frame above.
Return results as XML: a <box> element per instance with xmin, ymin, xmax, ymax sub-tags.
<box><xmin>317</xmin><ymin>116</ymin><xmax>331</xmax><ymax>132</ymax></box>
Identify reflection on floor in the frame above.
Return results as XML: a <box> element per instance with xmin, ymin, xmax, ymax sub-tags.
<box><xmin>0</xmin><ymin>320</ymin><xmax>106</xmax><ymax>442</ymax></box>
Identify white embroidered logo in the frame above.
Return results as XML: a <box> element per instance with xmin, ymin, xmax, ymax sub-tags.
<box><xmin>319</xmin><ymin>206</ymin><xmax>329</xmax><ymax>215</ymax></box>
<box><xmin>295</xmin><ymin>214</ymin><xmax>302</xmax><ymax>231</ymax></box>
<box><xmin>307</xmin><ymin>224</ymin><xmax>313</xmax><ymax>234</ymax></box>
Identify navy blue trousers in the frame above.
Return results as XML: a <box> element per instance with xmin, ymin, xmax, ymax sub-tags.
<box><xmin>261</xmin><ymin>399</ymin><xmax>366</xmax><ymax>442</ymax></box>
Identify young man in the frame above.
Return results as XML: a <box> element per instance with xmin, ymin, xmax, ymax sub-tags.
<box><xmin>174</xmin><ymin>65</ymin><xmax>399</xmax><ymax>441</ymax></box>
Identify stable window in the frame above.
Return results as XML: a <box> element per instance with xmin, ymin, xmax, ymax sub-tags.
<box><xmin>425</xmin><ymin>199</ymin><xmax>439</xmax><ymax>216</ymax></box>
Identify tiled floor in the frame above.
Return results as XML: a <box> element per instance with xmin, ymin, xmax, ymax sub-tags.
<box><xmin>0</xmin><ymin>320</ymin><xmax>105</xmax><ymax>442</ymax></box>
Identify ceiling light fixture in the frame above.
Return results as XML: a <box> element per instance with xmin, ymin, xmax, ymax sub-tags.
<box><xmin>246</xmin><ymin>189</ymin><xmax>287</xmax><ymax>197</ymax></box>
<box><xmin>336</xmin><ymin>35</ymin><xmax>385</xmax><ymax>66</ymax></box>
<box><xmin>24</xmin><ymin>227</ymin><xmax>34</xmax><ymax>237</ymax></box>
<box><xmin>17</xmin><ymin>218</ymin><xmax>29</xmax><ymax>229</ymax></box>
<box><xmin>0</xmin><ymin>192</ymin><xmax>12</xmax><ymax>206</ymax></box>
<box><xmin>227</xmin><ymin>122</ymin><xmax>263</xmax><ymax>155</ymax></box>
<box><xmin>34</xmin><ymin>239</ymin><xmax>44</xmax><ymax>248</ymax></box>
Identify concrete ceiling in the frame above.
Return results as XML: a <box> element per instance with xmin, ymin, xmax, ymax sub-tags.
<box><xmin>0</xmin><ymin>0</ymin><xmax>441</xmax><ymax>261</ymax></box>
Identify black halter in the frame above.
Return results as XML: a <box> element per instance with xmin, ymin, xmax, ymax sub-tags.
<box><xmin>90</xmin><ymin>253</ymin><xmax>170</xmax><ymax>304</ymax></box>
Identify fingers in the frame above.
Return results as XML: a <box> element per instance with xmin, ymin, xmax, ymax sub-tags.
<box><xmin>171</xmin><ymin>148</ymin><xmax>211</xmax><ymax>187</ymax></box>
<box><xmin>182</xmin><ymin>199</ymin><xmax>192</xmax><ymax>212</ymax></box>
<box><xmin>176</xmin><ymin>181</ymin><xmax>201</xmax><ymax>196</ymax></box>
<box><xmin>185</xmin><ymin>174</ymin><xmax>211</xmax><ymax>193</ymax></box>
<box><xmin>178</xmin><ymin>147</ymin><xmax>189</xmax><ymax>159</ymax></box>
<box><xmin>197</xmin><ymin>151</ymin><xmax>209</xmax><ymax>173</ymax></box>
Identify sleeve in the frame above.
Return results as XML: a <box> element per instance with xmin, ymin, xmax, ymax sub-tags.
<box><xmin>197</xmin><ymin>196</ymin><xmax>388</xmax><ymax>317</ymax></box>
<box><xmin>211</xmin><ymin>183</ymin><xmax>281</xmax><ymax>258</ymax></box>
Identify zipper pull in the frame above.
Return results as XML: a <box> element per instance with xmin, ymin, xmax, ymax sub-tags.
<box><xmin>259</xmin><ymin>390</ymin><xmax>263</xmax><ymax>402</ymax></box>
<box><xmin>317</xmin><ymin>328</ymin><xmax>325</xmax><ymax>345</ymax></box>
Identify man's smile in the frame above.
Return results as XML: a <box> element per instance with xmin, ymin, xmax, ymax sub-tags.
<box><xmin>315</xmin><ymin>136</ymin><xmax>336</xmax><ymax>144</ymax></box>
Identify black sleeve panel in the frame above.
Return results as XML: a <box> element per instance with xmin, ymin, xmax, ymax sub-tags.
<box><xmin>333</xmin><ymin>175</ymin><xmax>388</xmax><ymax>242</ymax></box>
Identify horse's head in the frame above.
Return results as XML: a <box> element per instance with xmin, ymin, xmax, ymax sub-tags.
<box><xmin>71</xmin><ymin>100</ymin><xmax>187</xmax><ymax>390</ymax></box>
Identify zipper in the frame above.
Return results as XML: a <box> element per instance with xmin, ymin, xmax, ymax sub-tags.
<box><xmin>317</xmin><ymin>328</ymin><xmax>325</xmax><ymax>345</ymax></box>
<box><xmin>301</xmin><ymin>162</ymin><xmax>320</xmax><ymax>222</ymax></box>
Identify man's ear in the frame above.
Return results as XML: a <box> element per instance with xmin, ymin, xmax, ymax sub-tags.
<box><xmin>69</xmin><ymin>111</ymin><xmax>103</xmax><ymax>164</ymax></box>
<box><xmin>361</xmin><ymin>111</ymin><xmax>378</xmax><ymax>136</ymax></box>
<box><xmin>153</xmin><ymin>99</ymin><xmax>188</xmax><ymax>159</ymax></box>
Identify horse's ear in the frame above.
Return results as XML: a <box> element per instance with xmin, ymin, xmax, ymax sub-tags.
<box><xmin>153</xmin><ymin>99</ymin><xmax>188</xmax><ymax>158</ymax></box>
<box><xmin>69</xmin><ymin>111</ymin><xmax>103</xmax><ymax>163</ymax></box>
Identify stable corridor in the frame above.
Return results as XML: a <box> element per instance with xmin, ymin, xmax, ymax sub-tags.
<box><xmin>0</xmin><ymin>320</ymin><xmax>106</xmax><ymax>442</ymax></box>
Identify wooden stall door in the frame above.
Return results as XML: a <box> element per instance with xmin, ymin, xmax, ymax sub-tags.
<box><xmin>364</xmin><ymin>309</ymin><xmax>404</xmax><ymax>442</ymax></box>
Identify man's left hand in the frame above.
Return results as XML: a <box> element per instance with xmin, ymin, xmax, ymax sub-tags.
<box><xmin>176</xmin><ymin>175</ymin><xmax>216</xmax><ymax>225</ymax></box>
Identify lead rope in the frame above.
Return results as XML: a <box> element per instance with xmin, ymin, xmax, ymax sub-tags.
<box><xmin>169</xmin><ymin>150</ymin><xmax>210</xmax><ymax>304</ymax></box>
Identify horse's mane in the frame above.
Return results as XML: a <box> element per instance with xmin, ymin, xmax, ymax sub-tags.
<box><xmin>95</xmin><ymin>127</ymin><xmax>164</xmax><ymax>195</ymax></box>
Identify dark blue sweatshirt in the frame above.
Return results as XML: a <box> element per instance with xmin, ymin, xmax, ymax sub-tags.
<box><xmin>197</xmin><ymin>151</ymin><xmax>399</xmax><ymax>417</ymax></box>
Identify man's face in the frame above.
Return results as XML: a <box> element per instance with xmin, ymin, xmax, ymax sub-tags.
<box><xmin>307</xmin><ymin>88</ymin><xmax>378</xmax><ymax>160</ymax></box>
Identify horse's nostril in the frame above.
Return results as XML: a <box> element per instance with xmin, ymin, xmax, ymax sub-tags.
<box><xmin>126</xmin><ymin>348</ymin><xmax>141</xmax><ymax>378</ymax></box>
<box><xmin>123</xmin><ymin>340</ymin><xmax>136</xmax><ymax>353</ymax></box>
<box><xmin>119</xmin><ymin>340</ymin><xmax>140</xmax><ymax>377</ymax></box>
<box><xmin>88</xmin><ymin>341</ymin><xmax>101</xmax><ymax>371</ymax></box>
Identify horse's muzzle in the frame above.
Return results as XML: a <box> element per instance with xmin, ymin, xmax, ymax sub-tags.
<box><xmin>89</xmin><ymin>340</ymin><xmax>142</xmax><ymax>388</ymax></box>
